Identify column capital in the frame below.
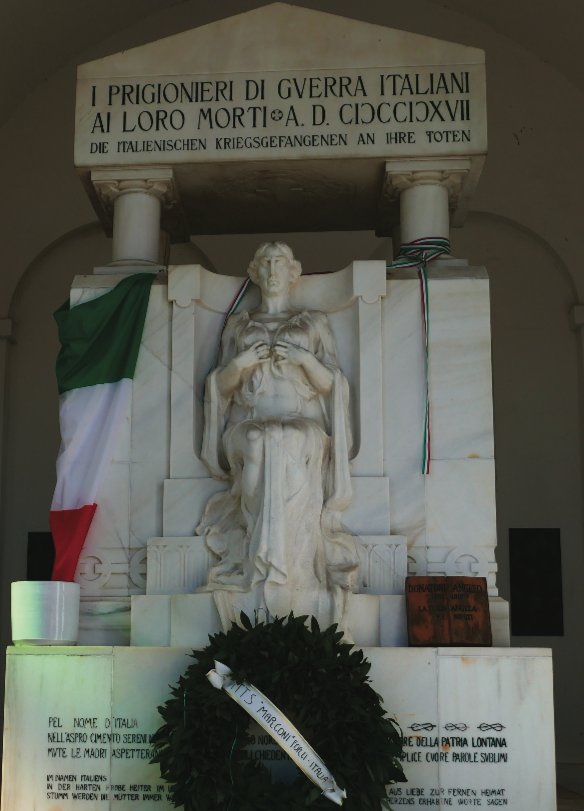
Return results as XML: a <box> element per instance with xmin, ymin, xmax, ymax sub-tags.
<box><xmin>385</xmin><ymin>168</ymin><xmax>467</xmax><ymax>195</ymax></box>
<box><xmin>91</xmin><ymin>167</ymin><xmax>188</xmax><ymax>242</ymax></box>
<box><xmin>376</xmin><ymin>158</ymin><xmax>476</xmax><ymax>237</ymax></box>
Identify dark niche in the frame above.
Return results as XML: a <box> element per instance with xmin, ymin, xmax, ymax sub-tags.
<box><xmin>509</xmin><ymin>528</ymin><xmax>564</xmax><ymax>636</ymax></box>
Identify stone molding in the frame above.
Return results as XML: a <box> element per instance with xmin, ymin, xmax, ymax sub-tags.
<box><xmin>408</xmin><ymin>544</ymin><xmax>498</xmax><ymax>596</ymax></box>
<box><xmin>146</xmin><ymin>534</ymin><xmax>407</xmax><ymax>597</ymax></box>
<box><xmin>76</xmin><ymin>546</ymin><xmax>147</xmax><ymax>596</ymax></box>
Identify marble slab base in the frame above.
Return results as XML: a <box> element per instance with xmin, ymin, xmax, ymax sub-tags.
<box><xmin>130</xmin><ymin>593</ymin><xmax>510</xmax><ymax>648</ymax></box>
<box><xmin>78</xmin><ymin>601</ymin><xmax>131</xmax><ymax>646</ymax></box>
<box><xmin>1</xmin><ymin>645</ymin><xmax>555</xmax><ymax>811</ymax></box>
<box><xmin>130</xmin><ymin>593</ymin><xmax>408</xmax><ymax>648</ymax></box>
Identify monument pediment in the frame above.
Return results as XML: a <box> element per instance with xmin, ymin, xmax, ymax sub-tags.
<box><xmin>75</xmin><ymin>2</ymin><xmax>486</xmax><ymax>237</ymax></box>
<box><xmin>77</xmin><ymin>3</ymin><xmax>484</xmax><ymax>77</ymax></box>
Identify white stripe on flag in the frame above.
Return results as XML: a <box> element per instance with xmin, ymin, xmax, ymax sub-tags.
<box><xmin>51</xmin><ymin>379</ymin><xmax>132</xmax><ymax>511</ymax></box>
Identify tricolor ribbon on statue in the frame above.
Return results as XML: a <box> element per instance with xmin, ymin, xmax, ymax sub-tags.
<box><xmin>205</xmin><ymin>277</ymin><xmax>252</xmax><ymax>385</ymax></box>
<box><xmin>387</xmin><ymin>237</ymin><xmax>451</xmax><ymax>474</ymax></box>
<box><xmin>206</xmin><ymin>661</ymin><xmax>347</xmax><ymax>806</ymax></box>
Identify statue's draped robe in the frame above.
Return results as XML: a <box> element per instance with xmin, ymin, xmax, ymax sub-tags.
<box><xmin>197</xmin><ymin>309</ymin><xmax>358</xmax><ymax>638</ymax></box>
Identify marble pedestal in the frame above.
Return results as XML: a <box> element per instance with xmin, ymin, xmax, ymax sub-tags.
<box><xmin>69</xmin><ymin>264</ymin><xmax>508</xmax><ymax>649</ymax></box>
<box><xmin>1</xmin><ymin>646</ymin><xmax>555</xmax><ymax>811</ymax></box>
<box><xmin>130</xmin><ymin>593</ymin><xmax>510</xmax><ymax>648</ymax></box>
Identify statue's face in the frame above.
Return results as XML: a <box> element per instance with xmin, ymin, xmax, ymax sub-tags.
<box><xmin>255</xmin><ymin>246</ymin><xmax>292</xmax><ymax>296</ymax></box>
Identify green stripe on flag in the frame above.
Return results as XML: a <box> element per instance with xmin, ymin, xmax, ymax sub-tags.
<box><xmin>54</xmin><ymin>273</ymin><xmax>156</xmax><ymax>395</ymax></box>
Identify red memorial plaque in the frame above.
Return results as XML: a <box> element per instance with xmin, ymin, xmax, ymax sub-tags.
<box><xmin>405</xmin><ymin>576</ymin><xmax>450</xmax><ymax>645</ymax></box>
<box><xmin>406</xmin><ymin>576</ymin><xmax>492</xmax><ymax>647</ymax></box>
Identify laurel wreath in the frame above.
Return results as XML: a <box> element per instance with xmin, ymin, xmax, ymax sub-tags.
<box><xmin>151</xmin><ymin>613</ymin><xmax>406</xmax><ymax>811</ymax></box>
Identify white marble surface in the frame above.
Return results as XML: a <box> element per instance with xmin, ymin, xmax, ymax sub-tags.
<box><xmin>342</xmin><ymin>477</ymin><xmax>391</xmax><ymax>536</ymax></box>
<box><xmin>177</xmin><ymin>244</ymin><xmax>360</xmax><ymax>637</ymax></box>
<box><xmin>111</xmin><ymin>648</ymin><xmax>193</xmax><ymax>808</ymax></box>
<box><xmin>382</xmin><ymin>278</ymin><xmax>427</xmax><ymax>548</ymax></box>
<box><xmin>165</xmin><ymin>253</ymin><xmax>404</xmax><ymax>638</ymax></box>
<box><xmin>170</xmin><ymin>593</ymin><xmax>222</xmax><ymax>647</ymax></box>
<box><xmin>433</xmin><ymin>648</ymin><xmax>556</xmax><ymax>809</ymax></box>
<box><xmin>367</xmin><ymin>646</ymin><xmax>556</xmax><ymax>810</ymax></box>
<box><xmin>489</xmin><ymin>597</ymin><xmax>511</xmax><ymax>647</ymax></box>
<box><xmin>163</xmin><ymin>478</ymin><xmax>227</xmax><ymax>537</ymax></box>
<box><xmin>426</xmin><ymin>545</ymin><xmax>498</xmax><ymax>596</ymax></box>
<box><xmin>75</xmin><ymin>6</ymin><xmax>486</xmax><ymax>166</ymax></box>
<box><xmin>128</xmin><ymin>286</ymin><xmax>171</xmax><ymax>550</ymax></box>
<box><xmin>146</xmin><ymin>531</ymin><xmax>407</xmax><ymax>599</ymax></box>
<box><xmin>78</xmin><ymin>4</ymin><xmax>485</xmax><ymax>79</ymax></box>
<box><xmin>163</xmin><ymin>475</ymin><xmax>393</xmax><ymax>540</ymax></box>
<box><xmin>356</xmin><ymin>535</ymin><xmax>407</xmax><ymax>594</ymax></box>
<box><xmin>2</xmin><ymin>646</ymin><xmax>555</xmax><ymax>811</ymax></box>
<box><xmin>400</xmin><ymin>178</ymin><xmax>450</xmax><ymax>243</ymax></box>
<box><xmin>428</xmin><ymin>278</ymin><xmax>495</xmax><ymax>461</ymax></box>
<box><xmin>167</xmin><ymin>261</ymin><xmax>384</xmax><ymax>485</ymax></box>
<box><xmin>66</xmin><ymin>263</ymin><xmax>506</xmax><ymax>642</ymax></box>
<box><xmin>425</xmin><ymin>458</ymin><xmax>498</xmax><ymax>595</ymax></box>
<box><xmin>380</xmin><ymin>595</ymin><xmax>408</xmax><ymax>647</ymax></box>
<box><xmin>351</xmin><ymin>294</ymin><xmax>385</xmax><ymax>476</ymax></box>
<box><xmin>79</xmin><ymin>601</ymin><xmax>132</xmax><ymax>647</ymax></box>
<box><xmin>425</xmin><ymin>459</ymin><xmax>496</xmax><ymax>549</ymax></box>
<box><xmin>2</xmin><ymin>647</ymin><xmax>114</xmax><ymax>810</ymax></box>
<box><xmin>381</xmin><ymin>273</ymin><xmax>500</xmax><ymax>604</ymax></box>
<box><xmin>110</xmin><ymin>184</ymin><xmax>162</xmax><ymax>265</ymax></box>
<box><xmin>131</xmin><ymin>595</ymin><xmax>170</xmax><ymax>647</ymax></box>
<box><xmin>169</xmin><ymin>299</ymin><xmax>220</xmax><ymax>479</ymax></box>
<box><xmin>146</xmin><ymin>536</ymin><xmax>213</xmax><ymax>595</ymax></box>
<box><xmin>77</xmin><ymin>462</ymin><xmax>131</xmax><ymax>598</ymax></box>
<box><xmin>132</xmin><ymin>593</ymin><xmax>396</xmax><ymax>649</ymax></box>
<box><xmin>350</xmin><ymin>595</ymin><xmax>381</xmax><ymax>647</ymax></box>
<box><xmin>382</xmin><ymin>271</ymin><xmax>495</xmax><ymax>556</ymax></box>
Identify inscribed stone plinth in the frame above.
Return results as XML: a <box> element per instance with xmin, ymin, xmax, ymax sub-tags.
<box><xmin>1</xmin><ymin>646</ymin><xmax>555</xmax><ymax>810</ymax></box>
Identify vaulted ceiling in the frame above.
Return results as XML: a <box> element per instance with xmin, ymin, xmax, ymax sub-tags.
<box><xmin>1</xmin><ymin>0</ymin><xmax>582</xmax><ymax>130</ymax></box>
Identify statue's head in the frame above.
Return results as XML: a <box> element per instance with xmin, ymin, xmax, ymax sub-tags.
<box><xmin>247</xmin><ymin>242</ymin><xmax>302</xmax><ymax>296</ymax></box>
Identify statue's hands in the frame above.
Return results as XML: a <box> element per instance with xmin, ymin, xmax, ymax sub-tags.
<box><xmin>232</xmin><ymin>341</ymin><xmax>271</xmax><ymax>371</ymax></box>
<box><xmin>273</xmin><ymin>340</ymin><xmax>308</xmax><ymax>367</ymax></box>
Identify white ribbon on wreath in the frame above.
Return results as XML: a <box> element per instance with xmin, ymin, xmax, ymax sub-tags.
<box><xmin>207</xmin><ymin>660</ymin><xmax>347</xmax><ymax>805</ymax></box>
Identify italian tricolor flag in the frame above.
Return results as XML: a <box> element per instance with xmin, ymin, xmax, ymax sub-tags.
<box><xmin>50</xmin><ymin>273</ymin><xmax>155</xmax><ymax>581</ymax></box>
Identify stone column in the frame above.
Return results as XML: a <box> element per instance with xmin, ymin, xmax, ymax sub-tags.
<box><xmin>111</xmin><ymin>182</ymin><xmax>162</xmax><ymax>265</ymax></box>
<box><xmin>378</xmin><ymin>160</ymin><xmax>471</xmax><ymax>257</ymax></box>
<box><xmin>398</xmin><ymin>172</ymin><xmax>451</xmax><ymax>244</ymax></box>
<box><xmin>92</xmin><ymin>168</ymin><xmax>185</xmax><ymax>269</ymax></box>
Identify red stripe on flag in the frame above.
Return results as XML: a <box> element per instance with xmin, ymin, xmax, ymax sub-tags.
<box><xmin>50</xmin><ymin>504</ymin><xmax>97</xmax><ymax>581</ymax></box>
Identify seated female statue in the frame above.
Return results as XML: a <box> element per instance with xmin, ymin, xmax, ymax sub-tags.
<box><xmin>196</xmin><ymin>241</ymin><xmax>358</xmax><ymax>639</ymax></box>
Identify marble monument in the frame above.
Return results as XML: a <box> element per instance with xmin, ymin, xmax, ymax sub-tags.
<box><xmin>2</xmin><ymin>5</ymin><xmax>557</xmax><ymax>811</ymax></box>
